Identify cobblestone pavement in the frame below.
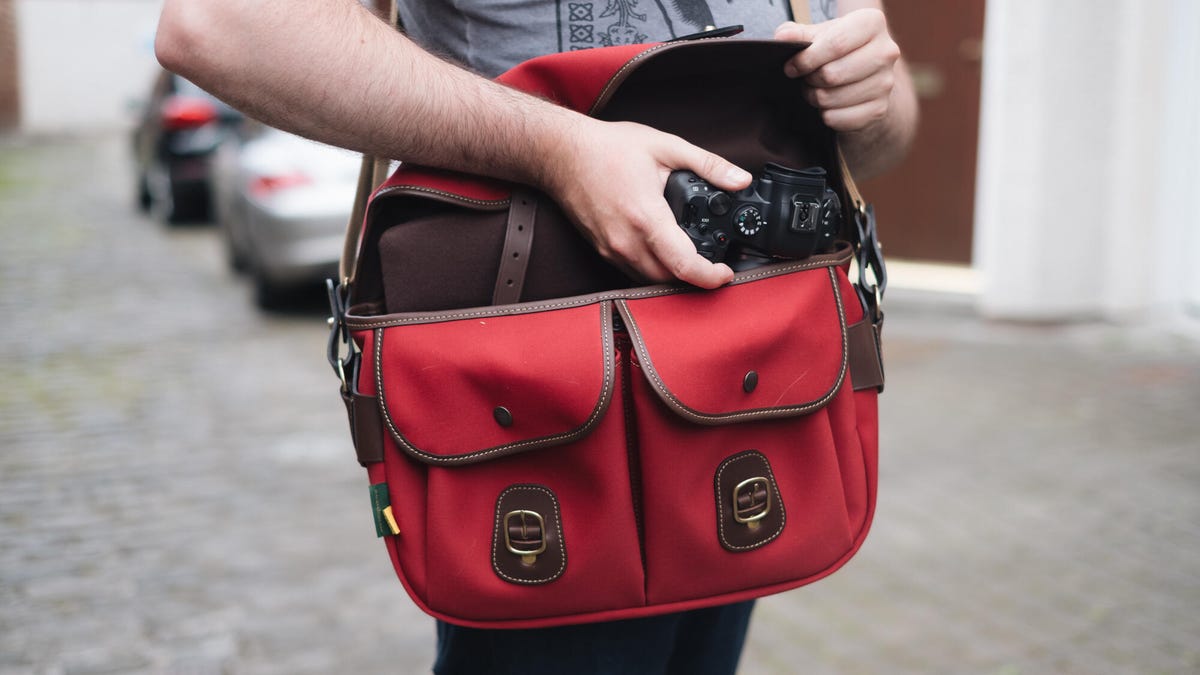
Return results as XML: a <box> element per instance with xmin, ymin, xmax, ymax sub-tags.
<box><xmin>2</xmin><ymin>134</ymin><xmax>1198</xmax><ymax>675</ymax></box>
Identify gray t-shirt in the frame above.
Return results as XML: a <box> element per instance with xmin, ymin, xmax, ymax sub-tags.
<box><xmin>397</xmin><ymin>0</ymin><xmax>838</xmax><ymax>77</ymax></box>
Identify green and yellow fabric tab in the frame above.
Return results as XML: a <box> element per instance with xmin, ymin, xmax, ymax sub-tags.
<box><xmin>369</xmin><ymin>483</ymin><xmax>400</xmax><ymax>537</ymax></box>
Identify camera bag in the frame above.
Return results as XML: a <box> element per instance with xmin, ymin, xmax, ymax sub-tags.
<box><xmin>327</xmin><ymin>35</ymin><xmax>887</xmax><ymax>629</ymax></box>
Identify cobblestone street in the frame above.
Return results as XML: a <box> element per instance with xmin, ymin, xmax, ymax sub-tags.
<box><xmin>2</xmin><ymin>134</ymin><xmax>1199</xmax><ymax>674</ymax></box>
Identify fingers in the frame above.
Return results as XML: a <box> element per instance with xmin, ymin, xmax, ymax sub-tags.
<box><xmin>660</xmin><ymin>139</ymin><xmax>752</xmax><ymax>192</ymax></box>
<box><xmin>602</xmin><ymin>200</ymin><xmax>735</xmax><ymax>289</ymax></box>
<box><xmin>778</xmin><ymin>21</ymin><xmax>873</xmax><ymax>79</ymax></box>
<box><xmin>549</xmin><ymin>120</ymin><xmax>740</xmax><ymax>289</ymax></box>
<box><xmin>803</xmin><ymin>68</ymin><xmax>893</xmax><ymax>109</ymax></box>
<box><xmin>802</xmin><ymin>69</ymin><xmax>894</xmax><ymax>129</ymax></box>
<box><xmin>775</xmin><ymin>9</ymin><xmax>900</xmax><ymax>132</ymax></box>
<box><xmin>646</xmin><ymin>136</ymin><xmax>742</xmax><ymax>286</ymax></box>
<box><xmin>644</xmin><ymin>217</ymin><xmax>735</xmax><ymax>289</ymax></box>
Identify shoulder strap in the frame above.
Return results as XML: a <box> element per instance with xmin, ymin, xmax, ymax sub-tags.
<box><xmin>790</xmin><ymin>0</ymin><xmax>812</xmax><ymax>24</ymax></box>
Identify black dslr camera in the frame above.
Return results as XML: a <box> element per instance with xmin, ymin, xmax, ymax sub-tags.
<box><xmin>664</xmin><ymin>163</ymin><xmax>841</xmax><ymax>265</ymax></box>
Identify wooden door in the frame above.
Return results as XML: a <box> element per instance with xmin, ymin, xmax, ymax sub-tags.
<box><xmin>0</xmin><ymin>0</ymin><xmax>18</xmax><ymax>130</ymax></box>
<box><xmin>860</xmin><ymin>1</ymin><xmax>986</xmax><ymax>263</ymax></box>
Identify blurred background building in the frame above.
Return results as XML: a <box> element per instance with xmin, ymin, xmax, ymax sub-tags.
<box><xmin>2</xmin><ymin>0</ymin><xmax>1198</xmax><ymax>326</ymax></box>
<box><xmin>2</xmin><ymin>2</ymin><xmax>1196</xmax><ymax>673</ymax></box>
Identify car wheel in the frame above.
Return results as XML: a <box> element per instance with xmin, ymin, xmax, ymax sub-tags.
<box><xmin>218</xmin><ymin>206</ymin><xmax>250</xmax><ymax>274</ymax></box>
<box><xmin>253</xmin><ymin>270</ymin><xmax>289</xmax><ymax>311</ymax></box>
<box><xmin>164</xmin><ymin>180</ymin><xmax>210</xmax><ymax>224</ymax></box>
<box><xmin>136</xmin><ymin>172</ymin><xmax>153</xmax><ymax>212</ymax></box>
<box><xmin>224</xmin><ymin>227</ymin><xmax>250</xmax><ymax>273</ymax></box>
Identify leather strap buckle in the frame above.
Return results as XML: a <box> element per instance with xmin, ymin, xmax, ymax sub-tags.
<box><xmin>733</xmin><ymin>477</ymin><xmax>772</xmax><ymax>529</ymax></box>
<box><xmin>504</xmin><ymin>509</ymin><xmax>547</xmax><ymax>564</ymax></box>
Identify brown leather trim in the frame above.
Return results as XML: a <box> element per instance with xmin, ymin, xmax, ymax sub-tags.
<box><xmin>373</xmin><ymin>301</ymin><xmax>616</xmax><ymax>466</ymax></box>
<box><xmin>345</xmin><ymin>244</ymin><xmax>852</xmax><ymax>330</ymax></box>
<box><xmin>344</xmin><ymin>388</ymin><xmax>384</xmax><ymax>466</ymax></box>
<box><xmin>370</xmin><ymin>184</ymin><xmax>510</xmax><ymax>210</ymax></box>
<box><xmin>847</xmin><ymin>318</ymin><xmax>885</xmax><ymax>392</ymax></box>
<box><xmin>715</xmin><ymin>451</ymin><xmax>785</xmax><ymax>552</ymax></box>
<box><xmin>492</xmin><ymin>484</ymin><xmax>567</xmax><ymax>585</ymax></box>
<box><xmin>492</xmin><ymin>190</ymin><xmax>537</xmax><ymax>305</ymax></box>
<box><xmin>340</xmin><ymin>357</ymin><xmax>385</xmax><ymax>465</ymax></box>
<box><xmin>615</xmin><ymin>267</ymin><xmax>848</xmax><ymax>425</ymax></box>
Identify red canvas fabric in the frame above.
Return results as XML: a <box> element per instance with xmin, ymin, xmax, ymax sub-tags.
<box><xmin>354</xmin><ymin>261</ymin><xmax>878</xmax><ymax>628</ymax></box>
<box><xmin>344</xmin><ymin>39</ymin><xmax>883</xmax><ymax>629</ymax></box>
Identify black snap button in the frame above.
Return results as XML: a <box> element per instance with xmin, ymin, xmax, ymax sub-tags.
<box><xmin>494</xmin><ymin>406</ymin><xmax>514</xmax><ymax>427</ymax></box>
<box><xmin>743</xmin><ymin>371</ymin><xmax>758</xmax><ymax>393</ymax></box>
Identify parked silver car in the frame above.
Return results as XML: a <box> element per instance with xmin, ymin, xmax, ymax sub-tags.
<box><xmin>214</xmin><ymin>127</ymin><xmax>361</xmax><ymax>308</ymax></box>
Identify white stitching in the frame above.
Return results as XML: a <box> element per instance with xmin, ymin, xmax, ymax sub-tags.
<box><xmin>374</xmin><ymin>303</ymin><xmax>615</xmax><ymax>465</ymax></box>
<box><xmin>715</xmin><ymin>451</ymin><xmax>786</xmax><ymax>551</ymax></box>
<box><xmin>491</xmin><ymin>485</ymin><xmax>567</xmax><ymax>584</ymax></box>
<box><xmin>374</xmin><ymin>184</ymin><xmax>510</xmax><ymax>209</ymax></box>
<box><xmin>345</xmin><ymin>251</ymin><xmax>849</xmax><ymax>330</ymax></box>
<box><xmin>619</xmin><ymin>268</ymin><xmax>849</xmax><ymax>423</ymax></box>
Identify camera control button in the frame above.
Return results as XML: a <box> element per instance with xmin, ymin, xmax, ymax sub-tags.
<box><xmin>734</xmin><ymin>207</ymin><xmax>763</xmax><ymax>236</ymax></box>
<box><xmin>708</xmin><ymin>192</ymin><xmax>732</xmax><ymax>216</ymax></box>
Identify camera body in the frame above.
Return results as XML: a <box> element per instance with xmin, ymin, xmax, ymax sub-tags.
<box><xmin>664</xmin><ymin>163</ymin><xmax>841</xmax><ymax>263</ymax></box>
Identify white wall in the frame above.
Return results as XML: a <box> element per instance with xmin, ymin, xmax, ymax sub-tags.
<box><xmin>974</xmin><ymin>0</ymin><xmax>1200</xmax><ymax>327</ymax></box>
<box><xmin>16</xmin><ymin>0</ymin><xmax>165</xmax><ymax>134</ymax></box>
<box><xmin>1160</xmin><ymin>0</ymin><xmax>1200</xmax><ymax>321</ymax></box>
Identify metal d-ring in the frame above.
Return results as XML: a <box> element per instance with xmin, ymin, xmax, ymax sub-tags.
<box><xmin>325</xmin><ymin>278</ymin><xmax>355</xmax><ymax>392</ymax></box>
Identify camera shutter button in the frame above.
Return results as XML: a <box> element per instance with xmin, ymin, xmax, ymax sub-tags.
<box><xmin>708</xmin><ymin>192</ymin><xmax>732</xmax><ymax>216</ymax></box>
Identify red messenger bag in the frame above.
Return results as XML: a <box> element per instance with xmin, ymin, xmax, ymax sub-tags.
<box><xmin>327</xmin><ymin>36</ymin><xmax>887</xmax><ymax>629</ymax></box>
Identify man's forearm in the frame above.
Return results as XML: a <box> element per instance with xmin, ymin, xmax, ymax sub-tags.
<box><xmin>156</xmin><ymin>0</ymin><xmax>753</xmax><ymax>289</ymax></box>
<box><xmin>155</xmin><ymin>0</ymin><xmax>578</xmax><ymax>189</ymax></box>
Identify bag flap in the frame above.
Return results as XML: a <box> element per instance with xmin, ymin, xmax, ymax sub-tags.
<box><xmin>376</xmin><ymin>166</ymin><xmax>513</xmax><ymax>209</ymax></box>
<box><xmin>372</xmin><ymin>301</ymin><xmax>615</xmax><ymax>465</ymax></box>
<box><xmin>366</xmin><ymin>39</ymin><xmax>816</xmax><ymax>211</ymax></box>
<box><xmin>616</xmin><ymin>264</ymin><xmax>847</xmax><ymax>423</ymax></box>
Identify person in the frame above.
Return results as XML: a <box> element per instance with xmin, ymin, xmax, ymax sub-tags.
<box><xmin>155</xmin><ymin>1</ymin><xmax>917</xmax><ymax>673</ymax></box>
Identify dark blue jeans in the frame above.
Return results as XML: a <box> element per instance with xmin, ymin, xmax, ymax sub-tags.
<box><xmin>433</xmin><ymin>601</ymin><xmax>755</xmax><ymax>675</ymax></box>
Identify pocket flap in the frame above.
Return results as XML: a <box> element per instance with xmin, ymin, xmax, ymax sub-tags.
<box><xmin>616</xmin><ymin>267</ymin><xmax>847</xmax><ymax>423</ymax></box>
<box><xmin>373</xmin><ymin>301</ymin><xmax>615</xmax><ymax>465</ymax></box>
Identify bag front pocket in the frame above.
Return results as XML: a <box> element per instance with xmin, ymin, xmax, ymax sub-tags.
<box><xmin>617</xmin><ymin>265</ymin><xmax>871</xmax><ymax>604</ymax></box>
<box><xmin>371</xmin><ymin>300</ymin><xmax>647</xmax><ymax>622</ymax></box>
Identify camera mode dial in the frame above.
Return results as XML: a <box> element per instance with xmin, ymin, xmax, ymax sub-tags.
<box><xmin>735</xmin><ymin>207</ymin><xmax>763</xmax><ymax>236</ymax></box>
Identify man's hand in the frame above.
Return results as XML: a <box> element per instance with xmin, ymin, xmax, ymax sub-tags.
<box><xmin>774</xmin><ymin>7</ymin><xmax>917</xmax><ymax>177</ymax></box>
<box><xmin>539</xmin><ymin>118</ymin><xmax>751</xmax><ymax>289</ymax></box>
<box><xmin>775</xmin><ymin>9</ymin><xmax>900</xmax><ymax>132</ymax></box>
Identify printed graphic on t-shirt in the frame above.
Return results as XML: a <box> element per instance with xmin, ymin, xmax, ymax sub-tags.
<box><xmin>556</xmin><ymin>0</ymin><xmax>832</xmax><ymax>51</ymax></box>
<box><xmin>556</xmin><ymin>0</ymin><xmax>767</xmax><ymax>50</ymax></box>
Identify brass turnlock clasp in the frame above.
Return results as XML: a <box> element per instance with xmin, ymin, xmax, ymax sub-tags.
<box><xmin>503</xmin><ymin>509</ymin><xmax>547</xmax><ymax>565</ymax></box>
<box><xmin>733</xmin><ymin>477</ymin><xmax>771</xmax><ymax>530</ymax></box>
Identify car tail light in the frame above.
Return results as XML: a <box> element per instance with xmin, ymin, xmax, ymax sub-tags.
<box><xmin>249</xmin><ymin>171</ymin><xmax>313</xmax><ymax>197</ymax></box>
<box><xmin>161</xmin><ymin>95</ymin><xmax>218</xmax><ymax>130</ymax></box>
